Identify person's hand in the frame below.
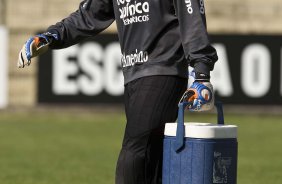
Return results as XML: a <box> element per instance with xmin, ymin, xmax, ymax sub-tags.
<box><xmin>180</xmin><ymin>81</ymin><xmax>214</xmax><ymax>111</ymax></box>
<box><xmin>18</xmin><ymin>32</ymin><xmax>58</xmax><ymax>68</ymax></box>
<box><xmin>179</xmin><ymin>69</ymin><xmax>214</xmax><ymax>111</ymax></box>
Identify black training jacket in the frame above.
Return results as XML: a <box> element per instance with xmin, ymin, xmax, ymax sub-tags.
<box><xmin>47</xmin><ymin>0</ymin><xmax>218</xmax><ymax>84</ymax></box>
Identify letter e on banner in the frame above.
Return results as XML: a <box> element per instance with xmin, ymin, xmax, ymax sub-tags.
<box><xmin>52</xmin><ymin>45</ymin><xmax>79</xmax><ymax>95</ymax></box>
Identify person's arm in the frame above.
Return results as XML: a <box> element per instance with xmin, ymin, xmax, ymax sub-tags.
<box><xmin>18</xmin><ymin>0</ymin><xmax>114</xmax><ymax>68</ymax></box>
<box><xmin>48</xmin><ymin>0</ymin><xmax>115</xmax><ymax>49</ymax></box>
<box><xmin>174</xmin><ymin>0</ymin><xmax>217</xmax><ymax>111</ymax></box>
<box><xmin>173</xmin><ymin>0</ymin><xmax>217</xmax><ymax>79</ymax></box>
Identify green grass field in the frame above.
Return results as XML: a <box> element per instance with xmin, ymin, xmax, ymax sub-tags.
<box><xmin>0</xmin><ymin>109</ymin><xmax>281</xmax><ymax>184</ymax></box>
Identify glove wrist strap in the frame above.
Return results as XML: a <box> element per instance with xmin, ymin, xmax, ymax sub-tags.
<box><xmin>42</xmin><ymin>32</ymin><xmax>59</xmax><ymax>42</ymax></box>
<box><xmin>195</xmin><ymin>72</ymin><xmax>210</xmax><ymax>82</ymax></box>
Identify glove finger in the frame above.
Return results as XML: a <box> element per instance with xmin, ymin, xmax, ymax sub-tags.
<box><xmin>33</xmin><ymin>35</ymin><xmax>51</xmax><ymax>57</ymax></box>
<box><xmin>35</xmin><ymin>35</ymin><xmax>50</xmax><ymax>49</ymax></box>
<box><xmin>179</xmin><ymin>90</ymin><xmax>194</xmax><ymax>104</ymax></box>
<box><xmin>38</xmin><ymin>34</ymin><xmax>50</xmax><ymax>43</ymax></box>
<box><xmin>35</xmin><ymin>34</ymin><xmax>55</xmax><ymax>51</ymax></box>
<box><xmin>17</xmin><ymin>50</ymin><xmax>24</xmax><ymax>68</ymax></box>
<box><xmin>189</xmin><ymin>99</ymin><xmax>202</xmax><ymax>111</ymax></box>
<box><xmin>18</xmin><ymin>46</ymin><xmax>30</xmax><ymax>68</ymax></box>
<box><xmin>25</xmin><ymin>38</ymin><xmax>35</xmax><ymax>61</ymax></box>
<box><xmin>185</xmin><ymin>89</ymin><xmax>197</xmax><ymax>102</ymax></box>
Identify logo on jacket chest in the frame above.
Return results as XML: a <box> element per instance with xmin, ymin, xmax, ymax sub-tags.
<box><xmin>121</xmin><ymin>50</ymin><xmax>149</xmax><ymax>68</ymax></box>
<box><xmin>117</xmin><ymin>0</ymin><xmax>150</xmax><ymax>25</ymax></box>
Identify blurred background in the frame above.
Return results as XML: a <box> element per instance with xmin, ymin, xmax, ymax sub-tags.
<box><xmin>0</xmin><ymin>0</ymin><xmax>282</xmax><ymax>184</ymax></box>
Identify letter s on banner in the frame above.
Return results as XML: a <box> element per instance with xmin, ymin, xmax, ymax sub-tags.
<box><xmin>78</xmin><ymin>43</ymin><xmax>104</xmax><ymax>96</ymax></box>
<box><xmin>241</xmin><ymin>44</ymin><xmax>271</xmax><ymax>98</ymax></box>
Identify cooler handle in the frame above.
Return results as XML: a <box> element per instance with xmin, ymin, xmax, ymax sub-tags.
<box><xmin>174</xmin><ymin>102</ymin><xmax>224</xmax><ymax>152</ymax></box>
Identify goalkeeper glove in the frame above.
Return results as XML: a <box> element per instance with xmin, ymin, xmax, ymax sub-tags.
<box><xmin>180</xmin><ymin>70</ymin><xmax>214</xmax><ymax>111</ymax></box>
<box><xmin>18</xmin><ymin>32</ymin><xmax>58</xmax><ymax>68</ymax></box>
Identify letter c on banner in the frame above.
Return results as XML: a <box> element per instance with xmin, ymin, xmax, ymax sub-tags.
<box><xmin>241</xmin><ymin>44</ymin><xmax>271</xmax><ymax>98</ymax></box>
<box><xmin>104</xmin><ymin>43</ymin><xmax>124</xmax><ymax>96</ymax></box>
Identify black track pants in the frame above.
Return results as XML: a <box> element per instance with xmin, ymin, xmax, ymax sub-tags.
<box><xmin>115</xmin><ymin>76</ymin><xmax>187</xmax><ymax>184</ymax></box>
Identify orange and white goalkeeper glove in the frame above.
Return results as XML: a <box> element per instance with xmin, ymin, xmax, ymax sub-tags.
<box><xmin>180</xmin><ymin>70</ymin><xmax>214</xmax><ymax>111</ymax></box>
<box><xmin>18</xmin><ymin>32</ymin><xmax>58</xmax><ymax>68</ymax></box>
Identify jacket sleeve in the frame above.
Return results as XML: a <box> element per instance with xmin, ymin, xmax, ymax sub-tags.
<box><xmin>47</xmin><ymin>0</ymin><xmax>115</xmax><ymax>49</ymax></box>
<box><xmin>173</xmin><ymin>0</ymin><xmax>218</xmax><ymax>75</ymax></box>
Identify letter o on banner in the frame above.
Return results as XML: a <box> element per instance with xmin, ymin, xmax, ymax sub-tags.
<box><xmin>241</xmin><ymin>44</ymin><xmax>271</xmax><ymax>98</ymax></box>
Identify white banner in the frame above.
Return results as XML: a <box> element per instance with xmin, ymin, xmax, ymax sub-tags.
<box><xmin>0</xmin><ymin>26</ymin><xmax>8</xmax><ymax>109</ymax></box>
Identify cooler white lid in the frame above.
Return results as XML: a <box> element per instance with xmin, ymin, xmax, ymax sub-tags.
<box><xmin>164</xmin><ymin>122</ymin><xmax>237</xmax><ymax>139</ymax></box>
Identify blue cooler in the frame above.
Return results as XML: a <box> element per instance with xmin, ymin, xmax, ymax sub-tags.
<box><xmin>163</xmin><ymin>102</ymin><xmax>238</xmax><ymax>184</ymax></box>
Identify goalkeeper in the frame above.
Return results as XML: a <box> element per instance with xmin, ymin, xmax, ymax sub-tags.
<box><xmin>18</xmin><ymin>0</ymin><xmax>218</xmax><ymax>183</ymax></box>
